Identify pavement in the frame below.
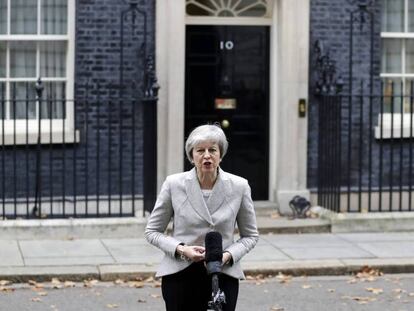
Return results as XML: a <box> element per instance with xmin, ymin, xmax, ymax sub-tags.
<box><xmin>1</xmin><ymin>210</ymin><xmax>414</xmax><ymax>283</ymax></box>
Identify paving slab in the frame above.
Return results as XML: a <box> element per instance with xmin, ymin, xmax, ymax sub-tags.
<box><xmin>355</xmin><ymin>241</ymin><xmax>414</xmax><ymax>258</ymax></box>
<box><xmin>336</xmin><ymin>232</ymin><xmax>414</xmax><ymax>242</ymax></box>
<box><xmin>242</xmin><ymin>244</ymin><xmax>291</xmax><ymax>261</ymax></box>
<box><xmin>0</xmin><ymin>240</ymin><xmax>24</xmax><ymax>266</ymax></box>
<box><xmin>261</xmin><ymin>233</ymin><xmax>352</xmax><ymax>248</ymax></box>
<box><xmin>281</xmin><ymin>246</ymin><xmax>375</xmax><ymax>260</ymax></box>
<box><xmin>24</xmin><ymin>256</ymin><xmax>115</xmax><ymax>266</ymax></box>
<box><xmin>18</xmin><ymin>239</ymin><xmax>110</xmax><ymax>258</ymax></box>
<box><xmin>101</xmin><ymin>238</ymin><xmax>163</xmax><ymax>263</ymax></box>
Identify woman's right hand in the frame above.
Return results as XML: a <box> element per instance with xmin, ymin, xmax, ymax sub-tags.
<box><xmin>179</xmin><ymin>245</ymin><xmax>205</xmax><ymax>262</ymax></box>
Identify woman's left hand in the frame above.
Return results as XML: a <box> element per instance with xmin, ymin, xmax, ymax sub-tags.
<box><xmin>222</xmin><ymin>251</ymin><xmax>232</xmax><ymax>265</ymax></box>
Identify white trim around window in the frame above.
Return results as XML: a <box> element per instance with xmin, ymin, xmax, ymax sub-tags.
<box><xmin>0</xmin><ymin>0</ymin><xmax>78</xmax><ymax>145</ymax></box>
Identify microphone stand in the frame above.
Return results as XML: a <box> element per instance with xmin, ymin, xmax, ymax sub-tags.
<box><xmin>208</xmin><ymin>274</ymin><xmax>226</xmax><ymax>311</ymax></box>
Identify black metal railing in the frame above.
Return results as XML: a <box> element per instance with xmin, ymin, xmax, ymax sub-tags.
<box><xmin>0</xmin><ymin>79</ymin><xmax>157</xmax><ymax>219</ymax></box>
<box><xmin>317</xmin><ymin>80</ymin><xmax>414</xmax><ymax>212</ymax></box>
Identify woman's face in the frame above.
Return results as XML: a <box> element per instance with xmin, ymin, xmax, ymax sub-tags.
<box><xmin>192</xmin><ymin>141</ymin><xmax>221</xmax><ymax>175</ymax></box>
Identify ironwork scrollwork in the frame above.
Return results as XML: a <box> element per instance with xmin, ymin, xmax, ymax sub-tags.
<box><xmin>144</xmin><ymin>55</ymin><xmax>160</xmax><ymax>99</ymax></box>
<box><xmin>313</xmin><ymin>40</ymin><xmax>344</xmax><ymax>95</ymax></box>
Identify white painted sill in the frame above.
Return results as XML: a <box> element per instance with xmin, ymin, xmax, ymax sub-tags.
<box><xmin>375</xmin><ymin>113</ymin><xmax>414</xmax><ymax>139</ymax></box>
<box><xmin>0</xmin><ymin>129</ymin><xmax>80</xmax><ymax>145</ymax></box>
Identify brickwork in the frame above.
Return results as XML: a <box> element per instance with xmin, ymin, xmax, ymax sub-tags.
<box><xmin>0</xmin><ymin>0</ymin><xmax>155</xmax><ymax>212</ymax></box>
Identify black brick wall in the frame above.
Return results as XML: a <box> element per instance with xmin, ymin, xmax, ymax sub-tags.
<box><xmin>0</xmin><ymin>0</ymin><xmax>155</xmax><ymax>212</ymax></box>
<box><xmin>308</xmin><ymin>1</ymin><xmax>414</xmax><ymax>190</ymax></box>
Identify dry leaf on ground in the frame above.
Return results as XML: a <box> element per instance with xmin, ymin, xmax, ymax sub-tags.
<box><xmin>128</xmin><ymin>281</ymin><xmax>145</xmax><ymax>288</ymax></box>
<box><xmin>106</xmin><ymin>304</ymin><xmax>119</xmax><ymax>308</ymax></box>
<box><xmin>342</xmin><ymin>295</ymin><xmax>377</xmax><ymax>304</ymax></box>
<box><xmin>0</xmin><ymin>280</ymin><xmax>10</xmax><ymax>286</ymax></box>
<box><xmin>276</xmin><ymin>272</ymin><xmax>292</xmax><ymax>284</ymax></box>
<box><xmin>366</xmin><ymin>287</ymin><xmax>383</xmax><ymax>295</ymax></box>
<box><xmin>84</xmin><ymin>279</ymin><xmax>99</xmax><ymax>287</ymax></box>
<box><xmin>31</xmin><ymin>297</ymin><xmax>42</xmax><ymax>302</ymax></box>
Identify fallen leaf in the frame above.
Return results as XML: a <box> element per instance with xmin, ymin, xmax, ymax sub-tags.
<box><xmin>84</xmin><ymin>279</ymin><xmax>99</xmax><ymax>287</ymax></box>
<box><xmin>342</xmin><ymin>295</ymin><xmax>376</xmax><ymax>303</ymax></box>
<box><xmin>408</xmin><ymin>292</ymin><xmax>414</xmax><ymax>297</ymax></box>
<box><xmin>366</xmin><ymin>287</ymin><xmax>383</xmax><ymax>295</ymax></box>
<box><xmin>0</xmin><ymin>286</ymin><xmax>15</xmax><ymax>292</ymax></box>
<box><xmin>302</xmin><ymin>284</ymin><xmax>312</xmax><ymax>289</ymax></box>
<box><xmin>64</xmin><ymin>281</ymin><xmax>76</xmax><ymax>288</ymax></box>
<box><xmin>38</xmin><ymin>291</ymin><xmax>48</xmax><ymax>296</ymax></box>
<box><xmin>270</xmin><ymin>307</ymin><xmax>284</xmax><ymax>311</ymax></box>
<box><xmin>270</xmin><ymin>212</ymin><xmax>281</xmax><ymax>219</ymax></box>
<box><xmin>327</xmin><ymin>289</ymin><xmax>335</xmax><ymax>293</ymax></box>
<box><xmin>114</xmin><ymin>279</ymin><xmax>124</xmax><ymax>285</ymax></box>
<box><xmin>152</xmin><ymin>280</ymin><xmax>162</xmax><ymax>288</ymax></box>
<box><xmin>106</xmin><ymin>304</ymin><xmax>119</xmax><ymax>308</ymax></box>
<box><xmin>137</xmin><ymin>299</ymin><xmax>147</xmax><ymax>303</ymax></box>
<box><xmin>144</xmin><ymin>276</ymin><xmax>155</xmax><ymax>283</ymax></box>
<box><xmin>128</xmin><ymin>281</ymin><xmax>145</xmax><ymax>288</ymax></box>
<box><xmin>150</xmin><ymin>294</ymin><xmax>161</xmax><ymax>298</ymax></box>
<box><xmin>276</xmin><ymin>272</ymin><xmax>292</xmax><ymax>284</ymax></box>
<box><xmin>31</xmin><ymin>297</ymin><xmax>42</xmax><ymax>302</ymax></box>
<box><xmin>51</xmin><ymin>278</ymin><xmax>63</xmax><ymax>289</ymax></box>
<box><xmin>0</xmin><ymin>280</ymin><xmax>10</xmax><ymax>286</ymax></box>
<box><xmin>28</xmin><ymin>280</ymin><xmax>44</xmax><ymax>288</ymax></box>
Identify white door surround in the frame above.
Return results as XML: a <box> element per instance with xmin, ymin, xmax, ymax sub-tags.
<box><xmin>156</xmin><ymin>0</ymin><xmax>310</xmax><ymax>214</ymax></box>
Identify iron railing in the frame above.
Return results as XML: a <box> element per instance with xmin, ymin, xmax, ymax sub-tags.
<box><xmin>0</xmin><ymin>80</ymin><xmax>154</xmax><ymax>219</ymax></box>
<box><xmin>317</xmin><ymin>81</ymin><xmax>414</xmax><ymax>212</ymax></box>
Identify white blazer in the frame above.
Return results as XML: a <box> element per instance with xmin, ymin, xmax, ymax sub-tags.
<box><xmin>145</xmin><ymin>167</ymin><xmax>259</xmax><ymax>279</ymax></box>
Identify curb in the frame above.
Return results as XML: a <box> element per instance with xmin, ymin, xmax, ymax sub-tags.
<box><xmin>2</xmin><ymin>258</ymin><xmax>414</xmax><ymax>283</ymax></box>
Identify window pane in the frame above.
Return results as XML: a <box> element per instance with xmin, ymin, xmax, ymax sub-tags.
<box><xmin>0</xmin><ymin>42</ymin><xmax>5</xmax><ymax>77</ymax></box>
<box><xmin>404</xmin><ymin>79</ymin><xmax>414</xmax><ymax>113</ymax></box>
<box><xmin>186</xmin><ymin>0</ymin><xmax>269</xmax><ymax>17</ymax></box>
<box><xmin>40</xmin><ymin>42</ymin><xmax>66</xmax><ymax>77</ymax></box>
<box><xmin>383</xmin><ymin>78</ymin><xmax>404</xmax><ymax>113</ymax></box>
<box><xmin>0</xmin><ymin>82</ymin><xmax>5</xmax><ymax>119</ymax></box>
<box><xmin>409</xmin><ymin>0</ymin><xmax>414</xmax><ymax>32</ymax></box>
<box><xmin>381</xmin><ymin>39</ymin><xmax>402</xmax><ymax>73</ymax></box>
<box><xmin>406</xmin><ymin>40</ymin><xmax>414</xmax><ymax>73</ymax></box>
<box><xmin>40</xmin><ymin>82</ymin><xmax>65</xmax><ymax>119</ymax></box>
<box><xmin>41</xmin><ymin>0</ymin><xmax>67</xmax><ymax>35</ymax></box>
<box><xmin>10</xmin><ymin>82</ymin><xmax>37</xmax><ymax>119</ymax></box>
<box><xmin>381</xmin><ymin>0</ymin><xmax>404</xmax><ymax>32</ymax></box>
<box><xmin>0</xmin><ymin>0</ymin><xmax>6</xmax><ymax>34</ymax></box>
<box><xmin>10</xmin><ymin>42</ymin><xmax>37</xmax><ymax>78</ymax></box>
<box><xmin>11</xmin><ymin>0</ymin><xmax>37</xmax><ymax>34</ymax></box>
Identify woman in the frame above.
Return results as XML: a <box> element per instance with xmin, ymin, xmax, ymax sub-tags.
<box><xmin>145</xmin><ymin>124</ymin><xmax>259</xmax><ymax>311</ymax></box>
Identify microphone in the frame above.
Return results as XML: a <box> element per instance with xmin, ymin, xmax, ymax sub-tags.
<box><xmin>205</xmin><ymin>231</ymin><xmax>226</xmax><ymax>310</ymax></box>
<box><xmin>205</xmin><ymin>231</ymin><xmax>223</xmax><ymax>275</ymax></box>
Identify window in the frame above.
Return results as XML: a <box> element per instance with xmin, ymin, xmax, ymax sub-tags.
<box><xmin>0</xmin><ymin>0</ymin><xmax>75</xmax><ymax>144</ymax></box>
<box><xmin>379</xmin><ymin>0</ymin><xmax>414</xmax><ymax>138</ymax></box>
<box><xmin>186</xmin><ymin>0</ymin><xmax>272</xmax><ymax>18</ymax></box>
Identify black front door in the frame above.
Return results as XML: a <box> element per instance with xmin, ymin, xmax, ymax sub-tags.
<box><xmin>185</xmin><ymin>25</ymin><xmax>270</xmax><ymax>200</ymax></box>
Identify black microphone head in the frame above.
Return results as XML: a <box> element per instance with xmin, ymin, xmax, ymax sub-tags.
<box><xmin>205</xmin><ymin>231</ymin><xmax>223</xmax><ymax>263</ymax></box>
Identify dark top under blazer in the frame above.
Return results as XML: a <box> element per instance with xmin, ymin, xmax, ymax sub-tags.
<box><xmin>145</xmin><ymin>167</ymin><xmax>259</xmax><ymax>279</ymax></box>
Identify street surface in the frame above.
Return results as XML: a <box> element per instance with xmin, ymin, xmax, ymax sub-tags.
<box><xmin>1</xmin><ymin>272</ymin><xmax>414</xmax><ymax>311</ymax></box>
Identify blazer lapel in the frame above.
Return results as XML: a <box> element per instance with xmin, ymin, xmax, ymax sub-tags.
<box><xmin>185</xmin><ymin>168</ymin><xmax>213</xmax><ymax>225</ymax></box>
<box><xmin>207</xmin><ymin>168</ymin><xmax>231</xmax><ymax>215</ymax></box>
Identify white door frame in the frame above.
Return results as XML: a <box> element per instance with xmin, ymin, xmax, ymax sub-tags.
<box><xmin>156</xmin><ymin>0</ymin><xmax>310</xmax><ymax>213</ymax></box>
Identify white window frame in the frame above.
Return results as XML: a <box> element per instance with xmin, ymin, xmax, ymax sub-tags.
<box><xmin>0</xmin><ymin>0</ymin><xmax>78</xmax><ymax>145</ymax></box>
<box><xmin>378</xmin><ymin>0</ymin><xmax>414</xmax><ymax>139</ymax></box>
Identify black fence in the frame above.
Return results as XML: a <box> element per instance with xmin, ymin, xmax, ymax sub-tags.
<box><xmin>317</xmin><ymin>81</ymin><xmax>414</xmax><ymax>212</ymax></box>
<box><xmin>0</xmin><ymin>79</ymin><xmax>157</xmax><ymax>219</ymax></box>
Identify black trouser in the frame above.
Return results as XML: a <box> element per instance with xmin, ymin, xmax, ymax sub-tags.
<box><xmin>161</xmin><ymin>262</ymin><xmax>239</xmax><ymax>311</ymax></box>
